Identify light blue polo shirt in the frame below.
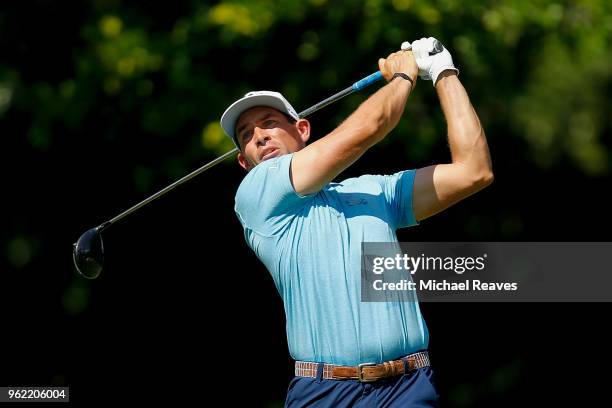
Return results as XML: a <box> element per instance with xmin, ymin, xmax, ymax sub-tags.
<box><xmin>235</xmin><ymin>153</ymin><xmax>428</xmax><ymax>366</ymax></box>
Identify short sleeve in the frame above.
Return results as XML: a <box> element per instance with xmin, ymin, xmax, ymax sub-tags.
<box><xmin>374</xmin><ymin>170</ymin><xmax>419</xmax><ymax>229</ymax></box>
<box><xmin>234</xmin><ymin>153</ymin><xmax>313</xmax><ymax>236</ymax></box>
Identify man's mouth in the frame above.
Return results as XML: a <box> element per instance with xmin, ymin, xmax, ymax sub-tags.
<box><xmin>260</xmin><ymin>147</ymin><xmax>279</xmax><ymax>161</ymax></box>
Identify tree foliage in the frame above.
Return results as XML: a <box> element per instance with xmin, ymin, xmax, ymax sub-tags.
<box><xmin>1</xmin><ymin>2</ymin><xmax>611</xmax><ymax>404</ymax></box>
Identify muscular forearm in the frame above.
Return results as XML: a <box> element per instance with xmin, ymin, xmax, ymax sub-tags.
<box><xmin>329</xmin><ymin>77</ymin><xmax>413</xmax><ymax>149</ymax></box>
<box><xmin>436</xmin><ymin>71</ymin><xmax>493</xmax><ymax>179</ymax></box>
<box><xmin>290</xmin><ymin>50</ymin><xmax>417</xmax><ymax>195</ymax></box>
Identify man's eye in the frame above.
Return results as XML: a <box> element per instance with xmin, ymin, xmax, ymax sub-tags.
<box><xmin>242</xmin><ymin>131</ymin><xmax>253</xmax><ymax>141</ymax></box>
<box><xmin>264</xmin><ymin>120</ymin><xmax>276</xmax><ymax>126</ymax></box>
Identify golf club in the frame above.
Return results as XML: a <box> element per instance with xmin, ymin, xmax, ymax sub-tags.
<box><xmin>73</xmin><ymin>42</ymin><xmax>413</xmax><ymax>279</ymax></box>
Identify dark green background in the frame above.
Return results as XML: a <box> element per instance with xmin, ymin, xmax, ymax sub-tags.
<box><xmin>1</xmin><ymin>0</ymin><xmax>611</xmax><ymax>406</ymax></box>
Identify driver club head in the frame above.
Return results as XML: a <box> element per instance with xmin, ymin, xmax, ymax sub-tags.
<box><xmin>73</xmin><ymin>227</ymin><xmax>105</xmax><ymax>279</ymax></box>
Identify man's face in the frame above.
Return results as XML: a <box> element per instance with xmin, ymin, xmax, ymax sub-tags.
<box><xmin>235</xmin><ymin>107</ymin><xmax>310</xmax><ymax>171</ymax></box>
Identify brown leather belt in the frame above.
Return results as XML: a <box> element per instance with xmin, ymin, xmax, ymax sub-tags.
<box><xmin>295</xmin><ymin>351</ymin><xmax>430</xmax><ymax>383</ymax></box>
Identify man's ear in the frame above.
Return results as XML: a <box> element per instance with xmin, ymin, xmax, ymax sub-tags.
<box><xmin>296</xmin><ymin>119</ymin><xmax>311</xmax><ymax>144</ymax></box>
<box><xmin>237</xmin><ymin>152</ymin><xmax>252</xmax><ymax>171</ymax></box>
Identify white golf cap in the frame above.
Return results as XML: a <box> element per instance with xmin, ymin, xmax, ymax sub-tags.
<box><xmin>220</xmin><ymin>90</ymin><xmax>299</xmax><ymax>148</ymax></box>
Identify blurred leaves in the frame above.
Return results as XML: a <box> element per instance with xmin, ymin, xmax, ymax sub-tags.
<box><xmin>61</xmin><ymin>279</ymin><xmax>91</xmax><ymax>315</ymax></box>
<box><xmin>5</xmin><ymin>235</ymin><xmax>38</xmax><ymax>268</ymax></box>
<box><xmin>202</xmin><ymin>121</ymin><xmax>235</xmax><ymax>154</ymax></box>
<box><xmin>1</xmin><ymin>2</ymin><xmax>610</xmax><ymax>402</ymax></box>
<box><xmin>208</xmin><ymin>3</ymin><xmax>274</xmax><ymax>36</ymax></box>
<box><xmin>1</xmin><ymin>0</ymin><xmax>611</xmax><ymax>226</ymax></box>
<box><xmin>0</xmin><ymin>79</ymin><xmax>14</xmax><ymax>117</ymax></box>
<box><xmin>449</xmin><ymin>359</ymin><xmax>524</xmax><ymax>407</ymax></box>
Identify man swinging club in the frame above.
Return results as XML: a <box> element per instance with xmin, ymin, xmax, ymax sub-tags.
<box><xmin>221</xmin><ymin>37</ymin><xmax>493</xmax><ymax>407</ymax></box>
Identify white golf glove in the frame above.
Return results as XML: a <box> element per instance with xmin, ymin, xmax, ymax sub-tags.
<box><xmin>410</xmin><ymin>37</ymin><xmax>459</xmax><ymax>86</ymax></box>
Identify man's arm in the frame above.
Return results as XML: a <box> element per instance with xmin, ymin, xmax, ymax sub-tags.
<box><xmin>290</xmin><ymin>50</ymin><xmax>418</xmax><ymax>196</ymax></box>
<box><xmin>413</xmin><ymin>71</ymin><xmax>493</xmax><ymax>221</ymax></box>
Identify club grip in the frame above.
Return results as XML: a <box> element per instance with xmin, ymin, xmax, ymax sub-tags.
<box><xmin>352</xmin><ymin>71</ymin><xmax>384</xmax><ymax>91</ymax></box>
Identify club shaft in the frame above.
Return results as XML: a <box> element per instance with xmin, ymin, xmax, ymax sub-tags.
<box><xmin>100</xmin><ymin>148</ymin><xmax>238</xmax><ymax>230</ymax></box>
<box><xmin>98</xmin><ymin>70</ymin><xmax>385</xmax><ymax>232</ymax></box>
<box><xmin>298</xmin><ymin>72</ymin><xmax>384</xmax><ymax>118</ymax></box>
<box><xmin>298</xmin><ymin>86</ymin><xmax>353</xmax><ymax>118</ymax></box>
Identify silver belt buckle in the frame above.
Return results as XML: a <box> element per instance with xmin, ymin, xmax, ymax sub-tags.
<box><xmin>357</xmin><ymin>362</ymin><xmax>377</xmax><ymax>382</ymax></box>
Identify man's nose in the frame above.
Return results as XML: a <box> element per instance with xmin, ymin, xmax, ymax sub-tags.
<box><xmin>254</xmin><ymin>127</ymin><xmax>270</xmax><ymax>144</ymax></box>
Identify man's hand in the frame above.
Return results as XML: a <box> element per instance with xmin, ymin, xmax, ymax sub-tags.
<box><xmin>378</xmin><ymin>50</ymin><xmax>419</xmax><ymax>85</ymax></box>
<box><xmin>411</xmin><ymin>37</ymin><xmax>459</xmax><ymax>86</ymax></box>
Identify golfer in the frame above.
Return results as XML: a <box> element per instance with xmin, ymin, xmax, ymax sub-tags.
<box><xmin>221</xmin><ymin>37</ymin><xmax>493</xmax><ymax>407</ymax></box>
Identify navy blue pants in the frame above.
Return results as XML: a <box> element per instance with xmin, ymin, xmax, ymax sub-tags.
<box><xmin>285</xmin><ymin>366</ymin><xmax>439</xmax><ymax>407</ymax></box>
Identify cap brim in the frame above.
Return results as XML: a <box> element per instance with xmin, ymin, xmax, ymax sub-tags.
<box><xmin>221</xmin><ymin>94</ymin><xmax>296</xmax><ymax>147</ymax></box>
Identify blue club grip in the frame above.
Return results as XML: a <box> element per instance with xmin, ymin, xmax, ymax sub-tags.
<box><xmin>352</xmin><ymin>71</ymin><xmax>384</xmax><ymax>91</ymax></box>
